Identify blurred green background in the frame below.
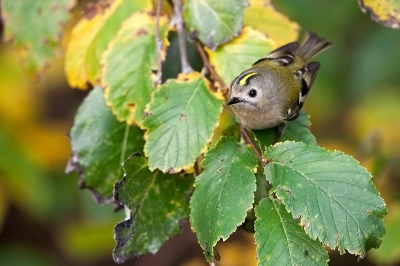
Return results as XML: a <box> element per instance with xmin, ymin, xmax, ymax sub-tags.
<box><xmin>0</xmin><ymin>0</ymin><xmax>400</xmax><ymax>265</ymax></box>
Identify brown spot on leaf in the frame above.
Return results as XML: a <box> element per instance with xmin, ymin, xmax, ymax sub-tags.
<box><xmin>42</xmin><ymin>37</ymin><xmax>51</xmax><ymax>45</ymax></box>
<box><xmin>265</xmin><ymin>158</ymin><xmax>274</xmax><ymax>164</ymax></box>
<box><xmin>146</xmin><ymin>10</ymin><xmax>156</xmax><ymax>16</ymax></box>
<box><xmin>299</xmin><ymin>221</ymin><xmax>306</xmax><ymax>228</ymax></box>
<box><xmin>294</xmin><ymin>214</ymin><xmax>302</xmax><ymax>220</ymax></box>
<box><xmin>216</xmin><ymin>167</ymin><xmax>224</xmax><ymax>174</ymax></box>
<box><xmin>83</xmin><ymin>0</ymin><xmax>112</xmax><ymax>19</ymax></box>
<box><xmin>180</xmin><ymin>114</ymin><xmax>186</xmax><ymax>121</ymax></box>
<box><xmin>285</xmin><ymin>189</ymin><xmax>293</xmax><ymax>196</ymax></box>
<box><xmin>136</xmin><ymin>28</ymin><xmax>148</xmax><ymax>37</ymax></box>
<box><xmin>83</xmin><ymin>3</ymin><xmax>98</xmax><ymax>19</ymax></box>
<box><xmin>51</xmin><ymin>4</ymin><xmax>59</xmax><ymax>12</ymax></box>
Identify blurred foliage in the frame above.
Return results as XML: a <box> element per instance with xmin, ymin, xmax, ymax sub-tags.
<box><xmin>0</xmin><ymin>0</ymin><xmax>400</xmax><ymax>265</ymax></box>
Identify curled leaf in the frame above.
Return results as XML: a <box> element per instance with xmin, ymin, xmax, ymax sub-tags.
<box><xmin>113</xmin><ymin>155</ymin><xmax>193</xmax><ymax>263</ymax></box>
<box><xmin>358</xmin><ymin>0</ymin><xmax>400</xmax><ymax>29</ymax></box>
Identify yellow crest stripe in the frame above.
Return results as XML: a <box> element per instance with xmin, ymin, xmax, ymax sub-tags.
<box><xmin>239</xmin><ymin>72</ymin><xmax>258</xmax><ymax>86</ymax></box>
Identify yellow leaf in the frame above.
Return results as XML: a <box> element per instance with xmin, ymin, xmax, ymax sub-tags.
<box><xmin>84</xmin><ymin>1</ymin><xmax>153</xmax><ymax>84</ymax></box>
<box><xmin>65</xmin><ymin>0</ymin><xmax>153</xmax><ymax>89</ymax></box>
<box><xmin>152</xmin><ymin>0</ymin><xmax>173</xmax><ymax>16</ymax></box>
<box><xmin>0</xmin><ymin>49</ymin><xmax>36</xmax><ymax>124</ymax></box>
<box><xmin>65</xmin><ymin>0</ymin><xmax>124</xmax><ymax>89</ymax></box>
<box><xmin>244</xmin><ymin>0</ymin><xmax>299</xmax><ymax>47</ymax></box>
<box><xmin>345</xmin><ymin>87</ymin><xmax>400</xmax><ymax>156</ymax></box>
<box><xmin>359</xmin><ymin>0</ymin><xmax>400</xmax><ymax>29</ymax></box>
<box><xmin>20</xmin><ymin>123</ymin><xmax>72</xmax><ymax>170</ymax></box>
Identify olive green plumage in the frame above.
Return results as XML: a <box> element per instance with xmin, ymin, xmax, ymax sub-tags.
<box><xmin>227</xmin><ymin>31</ymin><xmax>332</xmax><ymax>132</ymax></box>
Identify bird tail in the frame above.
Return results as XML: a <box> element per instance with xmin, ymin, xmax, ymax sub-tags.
<box><xmin>297</xmin><ymin>31</ymin><xmax>332</xmax><ymax>62</ymax></box>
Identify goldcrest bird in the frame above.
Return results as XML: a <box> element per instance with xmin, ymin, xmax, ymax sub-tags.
<box><xmin>227</xmin><ymin>31</ymin><xmax>331</xmax><ymax>139</ymax></box>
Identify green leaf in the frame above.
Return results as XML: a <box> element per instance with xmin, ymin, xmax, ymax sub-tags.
<box><xmin>2</xmin><ymin>0</ymin><xmax>75</xmax><ymax>79</ymax></box>
<box><xmin>190</xmin><ymin>137</ymin><xmax>258</xmax><ymax>262</ymax></box>
<box><xmin>68</xmin><ymin>86</ymin><xmax>145</xmax><ymax>199</ymax></box>
<box><xmin>101</xmin><ymin>12</ymin><xmax>170</xmax><ymax>125</ymax></box>
<box><xmin>264</xmin><ymin>141</ymin><xmax>388</xmax><ymax>256</ymax></box>
<box><xmin>65</xmin><ymin>0</ymin><xmax>152</xmax><ymax>89</ymax></box>
<box><xmin>206</xmin><ymin>26</ymin><xmax>274</xmax><ymax>85</ymax></box>
<box><xmin>143</xmin><ymin>73</ymin><xmax>224</xmax><ymax>172</ymax></box>
<box><xmin>255</xmin><ymin>198</ymin><xmax>328</xmax><ymax>266</ymax></box>
<box><xmin>358</xmin><ymin>0</ymin><xmax>400</xmax><ymax>29</ymax></box>
<box><xmin>183</xmin><ymin>0</ymin><xmax>249</xmax><ymax>50</ymax></box>
<box><xmin>0</xmin><ymin>243</ymin><xmax>53</xmax><ymax>266</ymax></box>
<box><xmin>113</xmin><ymin>155</ymin><xmax>193</xmax><ymax>263</ymax></box>
<box><xmin>252</xmin><ymin>110</ymin><xmax>316</xmax><ymax>152</ymax></box>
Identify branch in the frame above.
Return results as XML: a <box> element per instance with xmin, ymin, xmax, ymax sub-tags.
<box><xmin>194</xmin><ymin>38</ymin><xmax>226</xmax><ymax>92</ymax></box>
<box><xmin>240</xmin><ymin>125</ymin><xmax>266</xmax><ymax>168</ymax></box>
<box><xmin>172</xmin><ymin>0</ymin><xmax>193</xmax><ymax>74</ymax></box>
<box><xmin>154</xmin><ymin>0</ymin><xmax>163</xmax><ymax>86</ymax></box>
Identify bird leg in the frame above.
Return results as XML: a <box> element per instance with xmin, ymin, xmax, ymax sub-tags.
<box><xmin>274</xmin><ymin>123</ymin><xmax>286</xmax><ymax>144</ymax></box>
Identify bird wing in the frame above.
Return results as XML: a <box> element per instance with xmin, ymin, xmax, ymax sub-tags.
<box><xmin>285</xmin><ymin>62</ymin><xmax>320</xmax><ymax>121</ymax></box>
<box><xmin>252</xmin><ymin>42</ymin><xmax>300</xmax><ymax>66</ymax></box>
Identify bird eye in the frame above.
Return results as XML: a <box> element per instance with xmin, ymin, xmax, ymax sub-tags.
<box><xmin>249</xmin><ymin>89</ymin><xmax>257</xmax><ymax>97</ymax></box>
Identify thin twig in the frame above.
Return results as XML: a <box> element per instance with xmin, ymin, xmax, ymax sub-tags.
<box><xmin>194</xmin><ymin>38</ymin><xmax>226</xmax><ymax>92</ymax></box>
<box><xmin>172</xmin><ymin>0</ymin><xmax>193</xmax><ymax>74</ymax></box>
<box><xmin>154</xmin><ymin>0</ymin><xmax>163</xmax><ymax>86</ymax></box>
<box><xmin>240</xmin><ymin>125</ymin><xmax>266</xmax><ymax>167</ymax></box>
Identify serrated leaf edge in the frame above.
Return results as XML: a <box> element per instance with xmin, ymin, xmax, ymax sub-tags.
<box><xmin>100</xmin><ymin>11</ymin><xmax>171</xmax><ymax>125</ymax></box>
<box><xmin>190</xmin><ymin>136</ymin><xmax>257</xmax><ymax>261</ymax></box>
<box><xmin>264</xmin><ymin>141</ymin><xmax>388</xmax><ymax>255</ymax></box>
<box><xmin>141</xmin><ymin>75</ymin><xmax>223</xmax><ymax>173</ymax></box>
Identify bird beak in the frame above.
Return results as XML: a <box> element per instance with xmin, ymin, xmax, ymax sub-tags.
<box><xmin>227</xmin><ymin>97</ymin><xmax>241</xmax><ymax>105</ymax></box>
